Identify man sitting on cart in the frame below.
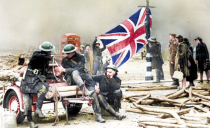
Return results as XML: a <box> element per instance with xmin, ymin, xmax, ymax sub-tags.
<box><xmin>20</xmin><ymin>41</ymin><xmax>55</xmax><ymax>128</ymax></box>
<box><xmin>59</xmin><ymin>44</ymin><xmax>107</xmax><ymax>123</ymax></box>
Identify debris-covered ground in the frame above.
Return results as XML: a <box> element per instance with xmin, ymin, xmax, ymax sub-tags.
<box><xmin>0</xmin><ymin>51</ymin><xmax>210</xmax><ymax>128</ymax></box>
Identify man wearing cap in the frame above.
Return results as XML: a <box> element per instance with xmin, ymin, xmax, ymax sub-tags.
<box><xmin>103</xmin><ymin>58</ymin><xmax>111</xmax><ymax>73</ymax></box>
<box><xmin>195</xmin><ymin>37</ymin><xmax>209</xmax><ymax>83</ymax></box>
<box><xmin>92</xmin><ymin>36</ymin><xmax>106</xmax><ymax>75</ymax></box>
<box><xmin>79</xmin><ymin>44</ymin><xmax>90</xmax><ymax>69</ymax></box>
<box><xmin>60</xmin><ymin>44</ymin><xmax>106</xmax><ymax>123</ymax></box>
<box><xmin>20</xmin><ymin>41</ymin><xmax>55</xmax><ymax>128</ymax></box>
<box><xmin>93</xmin><ymin>65</ymin><xmax>126</xmax><ymax>120</ymax></box>
<box><xmin>146</xmin><ymin>36</ymin><xmax>164</xmax><ymax>83</ymax></box>
<box><xmin>169</xmin><ymin>33</ymin><xmax>179</xmax><ymax>86</ymax></box>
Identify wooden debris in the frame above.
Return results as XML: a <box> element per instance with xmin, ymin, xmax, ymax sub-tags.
<box><xmin>126</xmin><ymin>85</ymin><xmax>177</xmax><ymax>91</ymax></box>
<box><xmin>123</xmin><ymin>83</ymin><xmax>210</xmax><ymax>127</ymax></box>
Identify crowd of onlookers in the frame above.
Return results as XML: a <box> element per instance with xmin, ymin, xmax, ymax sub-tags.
<box><xmin>146</xmin><ymin>34</ymin><xmax>209</xmax><ymax>89</ymax></box>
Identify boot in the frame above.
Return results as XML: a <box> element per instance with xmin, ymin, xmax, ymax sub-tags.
<box><xmin>115</xmin><ymin>112</ymin><xmax>126</xmax><ymax>120</ymax></box>
<box><xmin>95</xmin><ymin>113</ymin><xmax>106</xmax><ymax>123</ymax></box>
<box><xmin>29</xmin><ymin>121</ymin><xmax>38</xmax><ymax>128</ymax></box>
<box><xmin>106</xmin><ymin>106</ymin><xmax>126</xmax><ymax>120</ymax></box>
<box><xmin>80</xmin><ymin>85</ymin><xmax>94</xmax><ymax>97</ymax></box>
<box><xmin>35</xmin><ymin>108</ymin><xmax>45</xmax><ymax>119</ymax></box>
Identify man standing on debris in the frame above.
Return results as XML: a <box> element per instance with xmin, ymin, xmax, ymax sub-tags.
<box><xmin>146</xmin><ymin>36</ymin><xmax>164</xmax><ymax>83</ymax></box>
<box><xmin>92</xmin><ymin>36</ymin><xmax>106</xmax><ymax>75</ymax></box>
<box><xmin>20</xmin><ymin>41</ymin><xmax>55</xmax><ymax>128</ymax></box>
<box><xmin>169</xmin><ymin>33</ymin><xmax>179</xmax><ymax>86</ymax></box>
<box><xmin>59</xmin><ymin>44</ymin><xmax>106</xmax><ymax>123</ymax></box>
<box><xmin>93</xmin><ymin>64</ymin><xmax>126</xmax><ymax>120</ymax></box>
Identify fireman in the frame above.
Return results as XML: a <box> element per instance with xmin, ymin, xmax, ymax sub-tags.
<box><xmin>93</xmin><ymin>65</ymin><xmax>126</xmax><ymax>120</ymax></box>
<box><xmin>20</xmin><ymin>41</ymin><xmax>55</xmax><ymax>128</ymax></box>
<box><xmin>60</xmin><ymin>44</ymin><xmax>106</xmax><ymax>123</ymax></box>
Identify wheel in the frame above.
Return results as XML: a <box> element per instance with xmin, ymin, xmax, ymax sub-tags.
<box><xmin>5</xmin><ymin>90</ymin><xmax>25</xmax><ymax>124</ymax></box>
<box><xmin>62</xmin><ymin>98</ymin><xmax>83</xmax><ymax>116</ymax></box>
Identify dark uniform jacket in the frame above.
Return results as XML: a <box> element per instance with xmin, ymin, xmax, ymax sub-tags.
<box><xmin>92</xmin><ymin>74</ymin><xmax>121</xmax><ymax>96</ymax></box>
<box><xmin>146</xmin><ymin>42</ymin><xmax>164</xmax><ymax>69</ymax></box>
<box><xmin>20</xmin><ymin>51</ymin><xmax>53</xmax><ymax>93</ymax></box>
<box><xmin>61</xmin><ymin>52</ymin><xmax>96</xmax><ymax>89</ymax></box>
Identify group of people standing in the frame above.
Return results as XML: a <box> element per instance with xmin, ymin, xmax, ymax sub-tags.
<box><xmin>78</xmin><ymin>36</ymin><xmax>111</xmax><ymax>75</ymax></box>
<box><xmin>169</xmin><ymin>34</ymin><xmax>209</xmax><ymax>89</ymax></box>
<box><xmin>147</xmin><ymin>34</ymin><xmax>209</xmax><ymax>89</ymax></box>
<box><xmin>20</xmin><ymin>37</ymin><xmax>124</xmax><ymax>128</ymax></box>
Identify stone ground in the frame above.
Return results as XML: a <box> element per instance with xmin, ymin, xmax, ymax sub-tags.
<box><xmin>0</xmin><ymin>52</ymin><xmax>210</xmax><ymax>128</ymax></box>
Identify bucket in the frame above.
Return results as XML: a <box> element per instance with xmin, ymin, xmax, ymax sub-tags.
<box><xmin>2</xmin><ymin>109</ymin><xmax>17</xmax><ymax>128</ymax></box>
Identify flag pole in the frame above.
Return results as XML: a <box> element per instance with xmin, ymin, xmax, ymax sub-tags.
<box><xmin>138</xmin><ymin>0</ymin><xmax>154</xmax><ymax>81</ymax></box>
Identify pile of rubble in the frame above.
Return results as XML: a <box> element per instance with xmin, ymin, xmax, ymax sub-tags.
<box><xmin>124</xmin><ymin>85</ymin><xmax>210</xmax><ymax>128</ymax></box>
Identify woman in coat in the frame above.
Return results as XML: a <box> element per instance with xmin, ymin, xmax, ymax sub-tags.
<box><xmin>183</xmin><ymin>38</ymin><xmax>197</xmax><ymax>86</ymax></box>
<box><xmin>175</xmin><ymin>36</ymin><xmax>190</xmax><ymax>89</ymax></box>
<box><xmin>195</xmin><ymin>37</ymin><xmax>209</xmax><ymax>83</ymax></box>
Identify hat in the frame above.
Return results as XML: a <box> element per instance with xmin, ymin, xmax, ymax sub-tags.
<box><xmin>39</xmin><ymin>41</ymin><xmax>55</xmax><ymax>51</ymax></box>
<box><xmin>105</xmin><ymin>64</ymin><xmax>118</xmax><ymax>72</ymax></box>
<box><xmin>194</xmin><ymin>37</ymin><xmax>202</xmax><ymax>41</ymax></box>
<box><xmin>106</xmin><ymin>58</ymin><xmax>111</xmax><ymax>62</ymax></box>
<box><xmin>80</xmin><ymin>44</ymin><xmax>85</xmax><ymax>48</ymax></box>
<box><xmin>148</xmin><ymin>36</ymin><xmax>157</xmax><ymax>43</ymax></box>
<box><xmin>62</xmin><ymin>44</ymin><xmax>78</xmax><ymax>53</ymax></box>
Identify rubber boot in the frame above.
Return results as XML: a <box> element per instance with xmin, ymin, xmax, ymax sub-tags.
<box><xmin>35</xmin><ymin>108</ymin><xmax>45</xmax><ymax>119</ymax></box>
<box><xmin>29</xmin><ymin>121</ymin><xmax>38</xmax><ymax>128</ymax></box>
<box><xmin>95</xmin><ymin>113</ymin><xmax>106</xmax><ymax>123</ymax></box>
<box><xmin>105</xmin><ymin>105</ymin><xmax>126</xmax><ymax>120</ymax></box>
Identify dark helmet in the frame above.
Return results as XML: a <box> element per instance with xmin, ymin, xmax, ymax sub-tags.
<box><xmin>39</xmin><ymin>41</ymin><xmax>55</xmax><ymax>51</ymax></box>
<box><xmin>148</xmin><ymin>36</ymin><xmax>157</xmax><ymax>43</ymax></box>
<box><xmin>62</xmin><ymin>44</ymin><xmax>78</xmax><ymax>53</ymax></box>
<box><xmin>80</xmin><ymin>44</ymin><xmax>85</xmax><ymax>48</ymax></box>
<box><xmin>106</xmin><ymin>58</ymin><xmax>111</xmax><ymax>63</ymax></box>
<box><xmin>105</xmin><ymin>64</ymin><xmax>118</xmax><ymax>72</ymax></box>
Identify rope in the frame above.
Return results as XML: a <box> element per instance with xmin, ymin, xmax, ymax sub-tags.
<box><xmin>48</xmin><ymin>86</ymin><xmax>61</xmax><ymax>126</ymax></box>
<box><xmin>52</xmin><ymin>56</ymin><xmax>61</xmax><ymax>82</ymax></box>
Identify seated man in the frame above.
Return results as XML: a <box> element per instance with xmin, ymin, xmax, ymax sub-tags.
<box><xmin>93</xmin><ymin>65</ymin><xmax>126</xmax><ymax>120</ymax></box>
<box><xmin>59</xmin><ymin>44</ymin><xmax>106</xmax><ymax>123</ymax></box>
<box><xmin>20</xmin><ymin>41</ymin><xmax>55</xmax><ymax>128</ymax></box>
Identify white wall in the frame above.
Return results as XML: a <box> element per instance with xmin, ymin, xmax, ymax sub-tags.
<box><xmin>0</xmin><ymin>0</ymin><xmax>209</xmax><ymax>56</ymax></box>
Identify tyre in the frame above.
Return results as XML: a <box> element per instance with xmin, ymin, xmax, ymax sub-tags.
<box><xmin>62</xmin><ymin>98</ymin><xmax>83</xmax><ymax>116</ymax></box>
<box><xmin>5</xmin><ymin>90</ymin><xmax>25</xmax><ymax>124</ymax></box>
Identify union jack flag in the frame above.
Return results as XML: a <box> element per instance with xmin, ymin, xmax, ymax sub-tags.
<box><xmin>99</xmin><ymin>8</ymin><xmax>152</xmax><ymax>67</ymax></box>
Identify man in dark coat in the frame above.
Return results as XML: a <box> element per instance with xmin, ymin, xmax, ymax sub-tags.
<box><xmin>60</xmin><ymin>44</ymin><xmax>106</xmax><ymax>123</ymax></box>
<box><xmin>93</xmin><ymin>65</ymin><xmax>126</xmax><ymax>120</ymax></box>
<box><xmin>169</xmin><ymin>33</ymin><xmax>179</xmax><ymax>86</ymax></box>
<box><xmin>195</xmin><ymin>37</ymin><xmax>209</xmax><ymax>83</ymax></box>
<box><xmin>146</xmin><ymin>36</ymin><xmax>164</xmax><ymax>83</ymax></box>
<box><xmin>92</xmin><ymin>36</ymin><xmax>106</xmax><ymax>75</ymax></box>
<box><xmin>20</xmin><ymin>41</ymin><xmax>55</xmax><ymax>128</ymax></box>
